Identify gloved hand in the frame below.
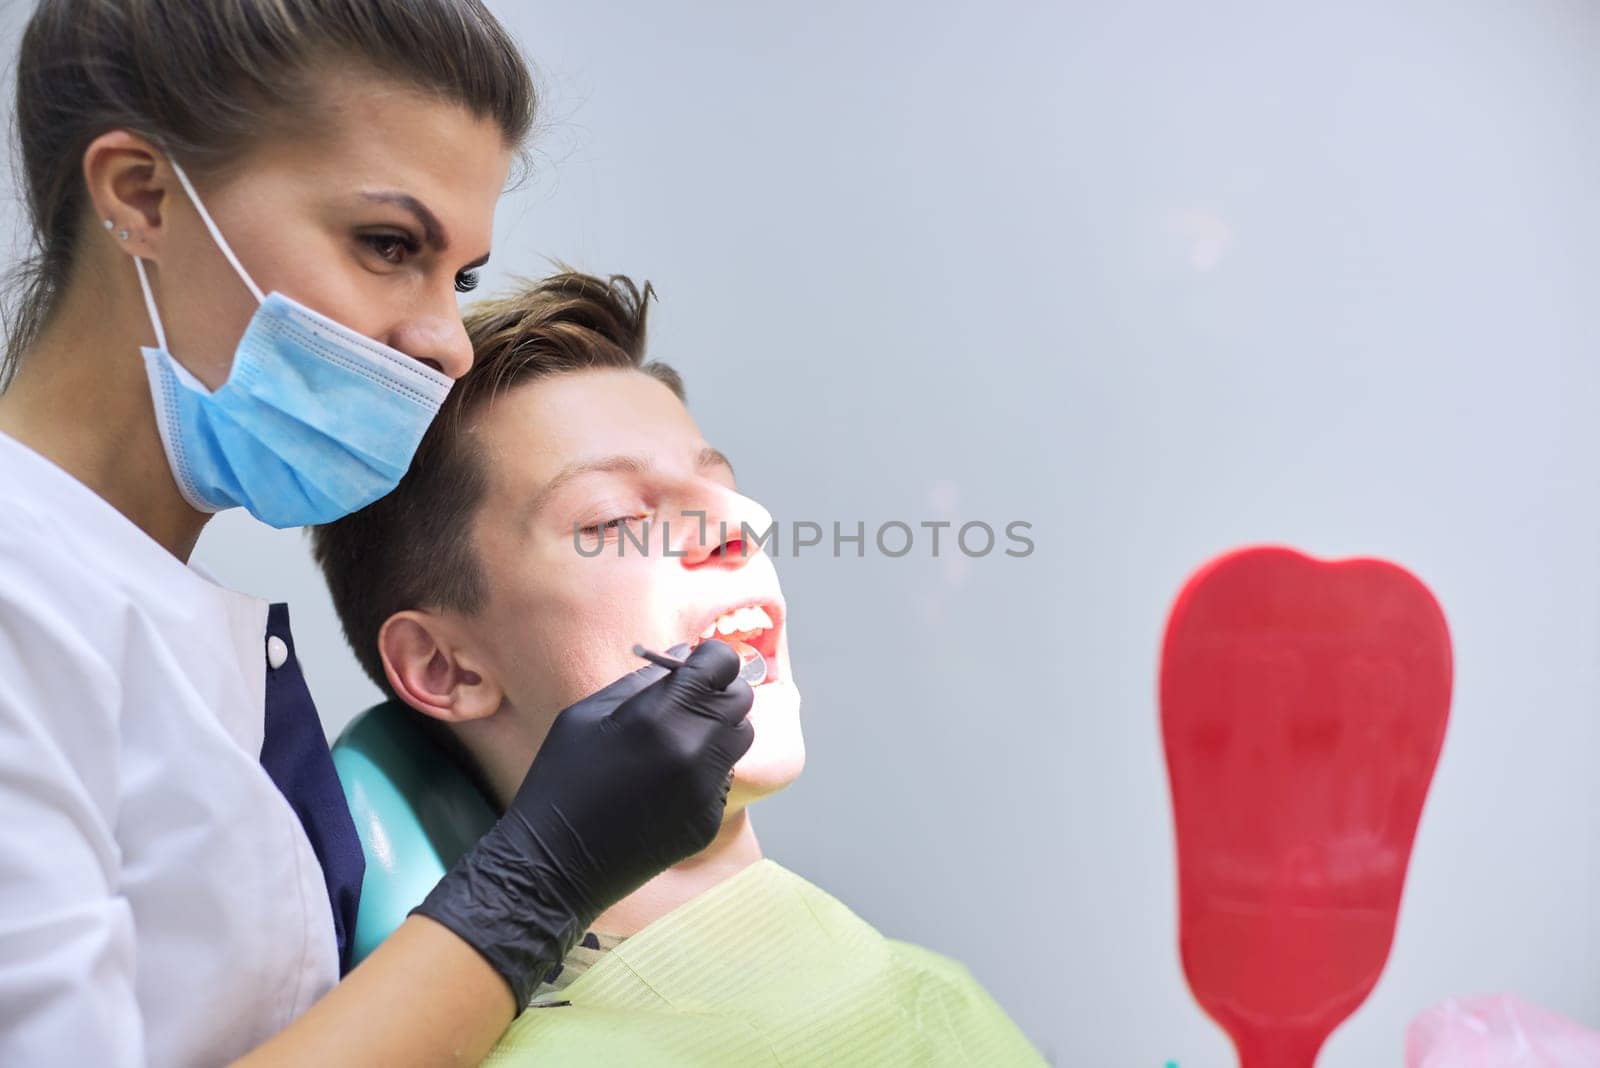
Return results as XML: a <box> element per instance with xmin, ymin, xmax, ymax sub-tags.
<box><xmin>412</xmin><ymin>640</ymin><xmax>754</xmax><ymax>1008</ymax></box>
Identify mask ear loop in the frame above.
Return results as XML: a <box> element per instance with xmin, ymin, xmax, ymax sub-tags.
<box><xmin>131</xmin><ymin>156</ymin><xmax>265</xmax><ymax>361</ymax></box>
<box><xmin>133</xmin><ymin>257</ymin><xmax>169</xmax><ymax>352</ymax></box>
<box><xmin>167</xmin><ymin>158</ymin><xmax>266</xmax><ymax>305</ymax></box>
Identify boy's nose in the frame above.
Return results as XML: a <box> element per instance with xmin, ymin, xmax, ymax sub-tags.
<box><xmin>682</xmin><ymin>495</ymin><xmax>775</xmax><ymax>569</ymax></box>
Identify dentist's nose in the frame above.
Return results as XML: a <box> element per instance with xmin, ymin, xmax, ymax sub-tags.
<box><xmin>386</xmin><ymin>313</ymin><xmax>474</xmax><ymax>380</ymax></box>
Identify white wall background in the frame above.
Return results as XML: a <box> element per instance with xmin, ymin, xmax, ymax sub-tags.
<box><xmin>7</xmin><ymin>1</ymin><xmax>1598</xmax><ymax>1063</ymax></box>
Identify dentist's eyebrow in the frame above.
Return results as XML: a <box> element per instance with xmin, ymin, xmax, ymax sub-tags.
<box><xmin>524</xmin><ymin>455</ymin><xmax>651</xmax><ymax>524</ymax></box>
<box><xmin>359</xmin><ymin>190</ymin><xmax>450</xmax><ymax>251</ymax></box>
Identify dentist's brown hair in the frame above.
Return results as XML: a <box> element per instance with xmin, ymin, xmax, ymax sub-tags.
<box><xmin>3</xmin><ymin>0</ymin><xmax>536</xmax><ymax>385</ymax></box>
<box><xmin>312</xmin><ymin>270</ymin><xmax>684</xmax><ymax>696</ymax></box>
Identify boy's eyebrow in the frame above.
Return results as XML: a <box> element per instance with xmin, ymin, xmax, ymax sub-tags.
<box><xmin>523</xmin><ymin>455</ymin><xmax>650</xmax><ymax>523</ymax></box>
<box><xmin>698</xmin><ymin>447</ymin><xmax>735</xmax><ymax>479</ymax></box>
<box><xmin>523</xmin><ymin>447</ymin><xmax>739</xmax><ymax>525</ymax></box>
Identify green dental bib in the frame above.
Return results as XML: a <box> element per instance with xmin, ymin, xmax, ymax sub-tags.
<box><xmin>486</xmin><ymin>859</ymin><xmax>1043</xmax><ymax>1067</ymax></box>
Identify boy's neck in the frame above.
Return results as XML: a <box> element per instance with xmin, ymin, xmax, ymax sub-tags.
<box><xmin>590</xmin><ymin>809</ymin><xmax>763</xmax><ymax>938</ymax></box>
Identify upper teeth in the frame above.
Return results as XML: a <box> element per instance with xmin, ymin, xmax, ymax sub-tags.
<box><xmin>700</xmin><ymin>605</ymin><xmax>773</xmax><ymax>640</ymax></box>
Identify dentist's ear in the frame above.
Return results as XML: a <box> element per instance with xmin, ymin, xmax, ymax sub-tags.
<box><xmin>81</xmin><ymin>129</ymin><xmax>172</xmax><ymax>262</ymax></box>
<box><xmin>378</xmin><ymin>609</ymin><xmax>504</xmax><ymax>724</ymax></box>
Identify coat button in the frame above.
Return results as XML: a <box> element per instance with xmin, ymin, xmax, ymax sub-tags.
<box><xmin>266</xmin><ymin>635</ymin><xmax>289</xmax><ymax>670</ymax></box>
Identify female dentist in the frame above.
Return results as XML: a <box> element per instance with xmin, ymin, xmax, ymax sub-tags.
<box><xmin>0</xmin><ymin>1</ymin><xmax>754</xmax><ymax>1065</ymax></box>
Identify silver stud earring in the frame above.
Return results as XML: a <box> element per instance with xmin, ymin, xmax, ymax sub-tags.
<box><xmin>102</xmin><ymin>217</ymin><xmax>115</xmax><ymax>230</ymax></box>
<box><xmin>118</xmin><ymin>229</ymin><xmax>130</xmax><ymax>241</ymax></box>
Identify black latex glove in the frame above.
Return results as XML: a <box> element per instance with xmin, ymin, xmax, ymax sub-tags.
<box><xmin>412</xmin><ymin>640</ymin><xmax>754</xmax><ymax>1008</ymax></box>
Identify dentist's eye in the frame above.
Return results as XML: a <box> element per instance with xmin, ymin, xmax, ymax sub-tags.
<box><xmin>361</xmin><ymin>231</ymin><xmax>420</xmax><ymax>265</ymax></box>
<box><xmin>455</xmin><ymin>270</ymin><xmax>480</xmax><ymax>293</ymax></box>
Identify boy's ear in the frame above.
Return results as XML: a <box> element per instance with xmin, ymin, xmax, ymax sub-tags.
<box><xmin>377</xmin><ymin>610</ymin><xmax>503</xmax><ymax>724</ymax></box>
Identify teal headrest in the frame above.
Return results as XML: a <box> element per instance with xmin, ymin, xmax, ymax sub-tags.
<box><xmin>331</xmin><ymin>700</ymin><xmax>498</xmax><ymax>965</ymax></box>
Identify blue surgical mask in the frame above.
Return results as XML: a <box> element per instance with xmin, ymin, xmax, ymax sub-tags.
<box><xmin>134</xmin><ymin>159</ymin><xmax>455</xmax><ymax>529</ymax></box>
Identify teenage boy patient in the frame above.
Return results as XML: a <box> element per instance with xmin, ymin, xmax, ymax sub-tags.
<box><xmin>313</xmin><ymin>272</ymin><xmax>1042</xmax><ymax>1065</ymax></box>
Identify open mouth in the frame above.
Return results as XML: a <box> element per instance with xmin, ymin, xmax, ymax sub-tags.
<box><xmin>686</xmin><ymin>601</ymin><xmax>782</xmax><ymax>685</ymax></box>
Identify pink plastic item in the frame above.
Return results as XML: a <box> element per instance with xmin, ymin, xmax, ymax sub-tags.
<box><xmin>1161</xmin><ymin>547</ymin><xmax>1453</xmax><ymax>1067</ymax></box>
<box><xmin>1406</xmin><ymin>994</ymin><xmax>1600</xmax><ymax>1068</ymax></box>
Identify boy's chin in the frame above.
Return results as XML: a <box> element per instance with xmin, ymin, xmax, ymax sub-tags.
<box><xmin>725</xmin><ymin>732</ymin><xmax>806</xmax><ymax>815</ymax></box>
<box><xmin>726</xmin><ymin>762</ymin><xmax>805</xmax><ymax>814</ymax></box>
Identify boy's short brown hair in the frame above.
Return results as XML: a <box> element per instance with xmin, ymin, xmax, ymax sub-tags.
<box><xmin>311</xmin><ymin>271</ymin><xmax>684</xmax><ymax>695</ymax></box>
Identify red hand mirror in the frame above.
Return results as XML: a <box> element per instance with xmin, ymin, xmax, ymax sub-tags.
<box><xmin>1160</xmin><ymin>547</ymin><xmax>1452</xmax><ymax>1067</ymax></box>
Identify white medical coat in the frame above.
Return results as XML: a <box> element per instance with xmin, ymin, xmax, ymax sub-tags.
<box><xmin>0</xmin><ymin>431</ymin><xmax>338</xmax><ymax>1065</ymax></box>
